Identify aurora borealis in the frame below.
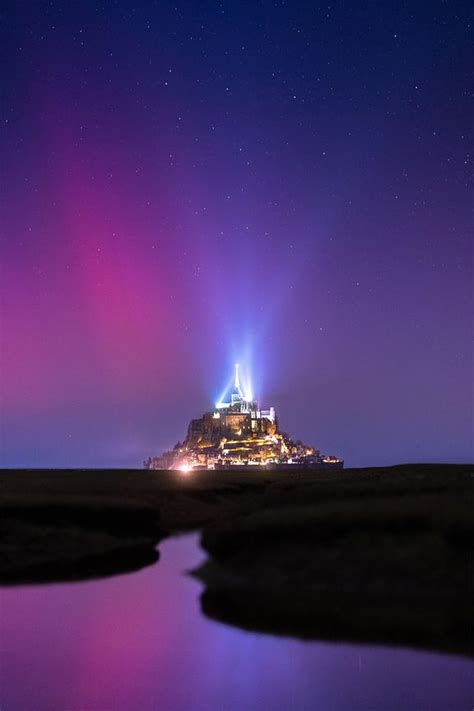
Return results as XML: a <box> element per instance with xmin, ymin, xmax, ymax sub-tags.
<box><xmin>1</xmin><ymin>1</ymin><xmax>472</xmax><ymax>467</ymax></box>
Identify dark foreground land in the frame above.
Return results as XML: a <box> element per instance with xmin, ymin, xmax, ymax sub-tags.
<box><xmin>1</xmin><ymin>464</ymin><xmax>473</xmax><ymax>656</ymax></box>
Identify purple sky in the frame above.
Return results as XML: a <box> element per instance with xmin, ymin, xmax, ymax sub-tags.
<box><xmin>1</xmin><ymin>1</ymin><xmax>472</xmax><ymax>467</ymax></box>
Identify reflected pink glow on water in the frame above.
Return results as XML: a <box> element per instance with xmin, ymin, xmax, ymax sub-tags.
<box><xmin>1</xmin><ymin>535</ymin><xmax>473</xmax><ymax>711</ymax></box>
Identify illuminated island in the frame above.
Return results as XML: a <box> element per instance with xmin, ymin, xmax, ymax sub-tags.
<box><xmin>145</xmin><ymin>364</ymin><xmax>343</xmax><ymax>472</ymax></box>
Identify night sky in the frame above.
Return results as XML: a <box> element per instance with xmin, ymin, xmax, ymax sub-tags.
<box><xmin>1</xmin><ymin>1</ymin><xmax>472</xmax><ymax>468</ymax></box>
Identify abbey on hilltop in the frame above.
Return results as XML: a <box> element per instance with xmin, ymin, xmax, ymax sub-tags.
<box><xmin>144</xmin><ymin>364</ymin><xmax>343</xmax><ymax>472</ymax></box>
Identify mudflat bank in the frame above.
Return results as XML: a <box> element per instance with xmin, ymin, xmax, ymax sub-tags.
<box><xmin>1</xmin><ymin>464</ymin><xmax>472</xmax><ymax>655</ymax></box>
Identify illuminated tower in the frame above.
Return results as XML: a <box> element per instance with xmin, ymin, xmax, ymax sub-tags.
<box><xmin>231</xmin><ymin>362</ymin><xmax>244</xmax><ymax>406</ymax></box>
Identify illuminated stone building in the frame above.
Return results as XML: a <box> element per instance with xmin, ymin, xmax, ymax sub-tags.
<box><xmin>144</xmin><ymin>364</ymin><xmax>343</xmax><ymax>471</ymax></box>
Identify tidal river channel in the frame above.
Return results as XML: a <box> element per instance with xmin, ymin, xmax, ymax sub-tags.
<box><xmin>1</xmin><ymin>534</ymin><xmax>473</xmax><ymax>711</ymax></box>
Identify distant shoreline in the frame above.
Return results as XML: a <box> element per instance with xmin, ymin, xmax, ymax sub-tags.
<box><xmin>2</xmin><ymin>461</ymin><xmax>473</xmax><ymax>471</ymax></box>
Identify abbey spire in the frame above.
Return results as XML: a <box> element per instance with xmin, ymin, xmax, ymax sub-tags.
<box><xmin>231</xmin><ymin>363</ymin><xmax>244</xmax><ymax>405</ymax></box>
